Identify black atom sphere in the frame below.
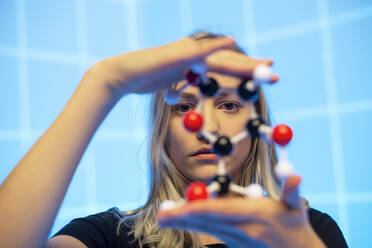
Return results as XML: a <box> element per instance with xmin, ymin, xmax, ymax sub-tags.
<box><xmin>212</xmin><ymin>136</ymin><xmax>233</xmax><ymax>156</ymax></box>
<box><xmin>209</xmin><ymin>175</ymin><xmax>232</xmax><ymax>196</ymax></box>
<box><xmin>246</xmin><ymin>118</ymin><xmax>265</xmax><ymax>138</ymax></box>
<box><xmin>199</xmin><ymin>77</ymin><xmax>219</xmax><ymax>97</ymax></box>
<box><xmin>237</xmin><ymin>80</ymin><xmax>259</xmax><ymax>101</ymax></box>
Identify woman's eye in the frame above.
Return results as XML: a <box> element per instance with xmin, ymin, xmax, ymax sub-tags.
<box><xmin>175</xmin><ymin>104</ymin><xmax>194</xmax><ymax>113</ymax></box>
<box><xmin>219</xmin><ymin>101</ymin><xmax>241</xmax><ymax>112</ymax></box>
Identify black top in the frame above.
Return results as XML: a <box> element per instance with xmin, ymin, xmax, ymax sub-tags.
<box><xmin>53</xmin><ymin>207</ymin><xmax>348</xmax><ymax>248</ymax></box>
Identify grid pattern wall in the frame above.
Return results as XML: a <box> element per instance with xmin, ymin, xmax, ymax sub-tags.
<box><xmin>1</xmin><ymin>0</ymin><xmax>371</xmax><ymax>246</ymax></box>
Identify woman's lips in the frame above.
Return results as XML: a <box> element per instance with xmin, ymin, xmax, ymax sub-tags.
<box><xmin>193</xmin><ymin>153</ymin><xmax>219</xmax><ymax>160</ymax></box>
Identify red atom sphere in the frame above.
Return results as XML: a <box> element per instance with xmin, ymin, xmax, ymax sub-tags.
<box><xmin>185</xmin><ymin>70</ymin><xmax>199</xmax><ymax>86</ymax></box>
<box><xmin>184</xmin><ymin>111</ymin><xmax>203</xmax><ymax>132</ymax></box>
<box><xmin>272</xmin><ymin>124</ymin><xmax>293</xmax><ymax>146</ymax></box>
<box><xmin>185</xmin><ymin>182</ymin><xmax>208</xmax><ymax>202</ymax></box>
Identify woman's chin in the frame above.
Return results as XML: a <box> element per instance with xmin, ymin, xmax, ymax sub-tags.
<box><xmin>188</xmin><ymin>165</ymin><xmax>221</xmax><ymax>182</ymax></box>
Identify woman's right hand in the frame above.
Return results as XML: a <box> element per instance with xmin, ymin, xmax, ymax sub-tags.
<box><xmin>88</xmin><ymin>36</ymin><xmax>275</xmax><ymax>97</ymax></box>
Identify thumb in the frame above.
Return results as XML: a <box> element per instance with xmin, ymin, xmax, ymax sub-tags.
<box><xmin>281</xmin><ymin>175</ymin><xmax>302</xmax><ymax>209</ymax></box>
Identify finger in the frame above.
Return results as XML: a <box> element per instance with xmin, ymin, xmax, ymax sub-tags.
<box><xmin>157</xmin><ymin>215</ymin><xmax>253</xmax><ymax>247</ymax></box>
<box><xmin>250</xmin><ymin>57</ymin><xmax>274</xmax><ymax>66</ymax></box>
<box><xmin>157</xmin><ymin>198</ymin><xmax>266</xmax><ymax>220</ymax></box>
<box><xmin>208</xmin><ymin>64</ymin><xmax>279</xmax><ymax>83</ymax></box>
<box><xmin>196</xmin><ymin>37</ymin><xmax>236</xmax><ymax>57</ymax></box>
<box><xmin>281</xmin><ymin>174</ymin><xmax>302</xmax><ymax>209</ymax></box>
<box><xmin>205</xmin><ymin>50</ymin><xmax>277</xmax><ymax>80</ymax></box>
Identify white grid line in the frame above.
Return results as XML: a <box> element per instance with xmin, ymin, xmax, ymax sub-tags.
<box><xmin>0</xmin><ymin>128</ymin><xmax>147</xmax><ymax>141</ymax></box>
<box><xmin>256</xmin><ymin>19</ymin><xmax>322</xmax><ymax>44</ymax></box>
<box><xmin>0</xmin><ymin>45</ymin><xmax>102</xmax><ymax>66</ymax></box>
<box><xmin>318</xmin><ymin>0</ymin><xmax>349</xmax><ymax>240</ymax></box>
<box><xmin>122</xmin><ymin>0</ymin><xmax>140</xmax><ymax>52</ymax></box>
<box><xmin>339</xmin><ymin>100</ymin><xmax>372</xmax><ymax>115</ymax></box>
<box><xmin>255</xmin><ymin>4</ymin><xmax>372</xmax><ymax>44</ymax></box>
<box><xmin>344</xmin><ymin>193</ymin><xmax>372</xmax><ymax>203</ymax></box>
<box><xmin>242</xmin><ymin>0</ymin><xmax>258</xmax><ymax>56</ymax></box>
<box><xmin>179</xmin><ymin>0</ymin><xmax>193</xmax><ymax>35</ymax></box>
<box><xmin>16</xmin><ymin>0</ymin><xmax>31</xmax><ymax>153</ymax></box>
<box><xmin>277</xmin><ymin>100</ymin><xmax>372</xmax><ymax>121</ymax></box>
<box><xmin>276</xmin><ymin>106</ymin><xmax>329</xmax><ymax>121</ymax></box>
<box><xmin>329</xmin><ymin>4</ymin><xmax>372</xmax><ymax>27</ymax></box>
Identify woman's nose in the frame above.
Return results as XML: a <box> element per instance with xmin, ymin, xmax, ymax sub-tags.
<box><xmin>200</xmin><ymin>103</ymin><xmax>219</xmax><ymax>135</ymax></box>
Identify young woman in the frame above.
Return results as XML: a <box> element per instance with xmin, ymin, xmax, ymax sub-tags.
<box><xmin>0</xmin><ymin>32</ymin><xmax>347</xmax><ymax>248</ymax></box>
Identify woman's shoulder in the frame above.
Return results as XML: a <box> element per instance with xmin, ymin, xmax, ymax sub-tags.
<box><xmin>101</xmin><ymin>206</ymin><xmax>133</xmax><ymax>224</ymax></box>
<box><xmin>307</xmin><ymin>207</ymin><xmax>348</xmax><ymax>248</ymax></box>
<box><xmin>52</xmin><ymin>207</ymin><xmax>138</xmax><ymax>248</ymax></box>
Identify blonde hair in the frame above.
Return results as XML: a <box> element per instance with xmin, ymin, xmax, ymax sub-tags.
<box><xmin>116</xmin><ymin>32</ymin><xmax>281</xmax><ymax>248</ymax></box>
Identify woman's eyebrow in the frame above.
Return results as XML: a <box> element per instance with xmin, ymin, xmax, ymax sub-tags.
<box><xmin>179</xmin><ymin>92</ymin><xmax>198</xmax><ymax>101</ymax></box>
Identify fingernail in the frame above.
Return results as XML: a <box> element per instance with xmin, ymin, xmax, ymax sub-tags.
<box><xmin>226</xmin><ymin>36</ymin><xmax>235</xmax><ymax>43</ymax></box>
<box><xmin>270</xmin><ymin>75</ymin><xmax>279</xmax><ymax>83</ymax></box>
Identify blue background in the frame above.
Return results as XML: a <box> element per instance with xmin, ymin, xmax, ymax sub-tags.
<box><xmin>1</xmin><ymin>0</ymin><xmax>371</xmax><ymax>246</ymax></box>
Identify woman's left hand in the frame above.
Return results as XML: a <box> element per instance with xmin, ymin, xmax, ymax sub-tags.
<box><xmin>156</xmin><ymin>175</ymin><xmax>326</xmax><ymax>248</ymax></box>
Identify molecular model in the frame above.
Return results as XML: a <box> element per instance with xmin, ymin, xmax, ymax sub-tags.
<box><xmin>160</xmin><ymin>64</ymin><xmax>295</xmax><ymax>210</ymax></box>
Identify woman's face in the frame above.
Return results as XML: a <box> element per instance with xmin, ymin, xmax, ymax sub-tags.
<box><xmin>167</xmin><ymin>72</ymin><xmax>252</xmax><ymax>182</ymax></box>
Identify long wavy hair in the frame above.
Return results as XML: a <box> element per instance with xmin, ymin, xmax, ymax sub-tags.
<box><xmin>116</xmin><ymin>31</ymin><xmax>281</xmax><ymax>248</ymax></box>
